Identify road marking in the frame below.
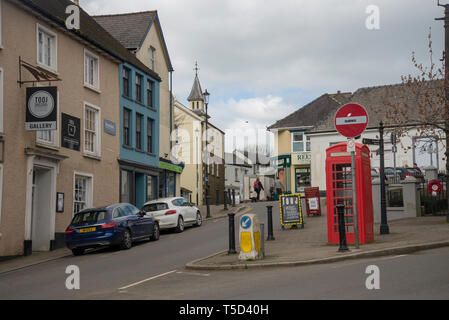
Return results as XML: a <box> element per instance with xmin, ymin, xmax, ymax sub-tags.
<box><xmin>331</xmin><ymin>254</ymin><xmax>409</xmax><ymax>269</ymax></box>
<box><xmin>118</xmin><ymin>270</ymin><xmax>177</xmax><ymax>290</ymax></box>
<box><xmin>176</xmin><ymin>271</ymin><xmax>210</xmax><ymax>277</ymax></box>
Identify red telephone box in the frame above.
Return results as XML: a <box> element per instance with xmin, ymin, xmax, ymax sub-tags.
<box><xmin>325</xmin><ymin>142</ymin><xmax>374</xmax><ymax>245</ymax></box>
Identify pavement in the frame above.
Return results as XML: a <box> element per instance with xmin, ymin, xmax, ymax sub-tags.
<box><xmin>186</xmin><ymin>201</ymin><xmax>449</xmax><ymax>270</ymax></box>
<box><xmin>0</xmin><ymin>203</ymin><xmax>248</xmax><ymax>275</ymax></box>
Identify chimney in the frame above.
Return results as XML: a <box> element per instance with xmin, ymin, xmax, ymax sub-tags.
<box><xmin>73</xmin><ymin>0</ymin><xmax>79</xmax><ymax>5</ymax></box>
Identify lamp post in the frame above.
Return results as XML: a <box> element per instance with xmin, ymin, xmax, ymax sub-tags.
<box><xmin>203</xmin><ymin>89</ymin><xmax>211</xmax><ymax>218</ymax></box>
<box><xmin>195</xmin><ymin>128</ymin><xmax>200</xmax><ymax>206</ymax></box>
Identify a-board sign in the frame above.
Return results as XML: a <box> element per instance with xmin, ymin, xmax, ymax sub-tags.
<box><xmin>279</xmin><ymin>194</ymin><xmax>303</xmax><ymax>227</ymax></box>
<box><xmin>304</xmin><ymin>187</ymin><xmax>321</xmax><ymax>216</ymax></box>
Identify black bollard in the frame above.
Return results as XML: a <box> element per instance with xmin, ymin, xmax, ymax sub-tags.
<box><xmin>223</xmin><ymin>190</ymin><xmax>228</xmax><ymax>210</ymax></box>
<box><xmin>228</xmin><ymin>212</ymin><xmax>237</xmax><ymax>254</ymax></box>
<box><xmin>232</xmin><ymin>189</ymin><xmax>236</xmax><ymax>206</ymax></box>
<box><xmin>337</xmin><ymin>204</ymin><xmax>349</xmax><ymax>252</ymax></box>
<box><xmin>266</xmin><ymin>205</ymin><xmax>275</xmax><ymax>241</ymax></box>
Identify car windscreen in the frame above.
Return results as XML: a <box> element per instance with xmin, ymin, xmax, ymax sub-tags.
<box><xmin>72</xmin><ymin>210</ymin><xmax>108</xmax><ymax>224</ymax></box>
<box><xmin>142</xmin><ymin>203</ymin><xmax>169</xmax><ymax>212</ymax></box>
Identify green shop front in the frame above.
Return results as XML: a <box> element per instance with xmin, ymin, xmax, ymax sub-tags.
<box><xmin>159</xmin><ymin>158</ymin><xmax>184</xmax><ymax>199</ymax></box>
<box><xmin>273</xmin><ymin>152</ymin><xmax>311</xmax><ymax>196</ymax></box>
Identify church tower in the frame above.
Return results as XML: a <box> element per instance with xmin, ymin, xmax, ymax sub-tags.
<box><xmin>187</xmin><ymin>62</ymin><xmax>205</xmax><ymax>112</ymax></box>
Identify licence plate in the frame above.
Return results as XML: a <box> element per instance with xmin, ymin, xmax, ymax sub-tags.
<box><xmin>79</xmin><ymin>227</ymin><xmax>96</xmax><ymax>233</ymax></box>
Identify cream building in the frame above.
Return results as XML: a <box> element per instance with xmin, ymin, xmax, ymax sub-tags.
<box><xmin>173</xmin><ymin>72</ymin><xmax>225</xmax><ymax>205</ymax></box>
<box><xmin>0</xmin><ymin>0</ymin><xmax>134</xmax><ymax>256</ymax></box>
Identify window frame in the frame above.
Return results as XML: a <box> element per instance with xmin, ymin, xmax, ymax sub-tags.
<box><xmin>147</xmin><ymin>118</ymin><xmax>153</xmax><ymax>153</ymax></box>
<box><xmin>291</xmin><ymin>131</ymin><xmax>310</xmax><ymax>153</ymax></box>
<box><xmin>84</xmin><ymin>48</ymin><xmax>100</xmax><ymax>91</ymax></box>
<box><xmin>36</xmin><ymin>23</ymin><xmax>58</xmax><ymax>72</ymax></box>
<box><xmin>146</xmin><ymin>79</ymin><xmax>153</xmax><ymax>108</ymax></box>
<box><xmin>83</xmin><ymin>102</ymin><xmax>101</xmax><ymax>157</ymax></box>
<box><xmin>135</xmin><ymin>113</ymin><xmax>143</xmax><ymax>150</ymax></box>
<box><xmin>123</xmin><ymin>108</ymin><xmax>132</xmax><ymax>147</ymax></box>
<box><xmin>36</xmin><ymin>89</ymin><xmax>59</xmax><ymax>149</ymax></box>
<box><xmin>122</xmin><ymin>67</ymin><xmax>130</xmax><ymax>98</ymax></box>
<box><xmin>0</xmin><ymin>68</ymin><xmax>3</xmax><ymax>133</ymax></box>
<box><xmin>73</xmin><ymin>172</ymin><xmax>93</xmax><ymax>216</ymax></box>
<box><xmin>149</xmin><ymin>47</ymin><xmax>156</xmax><ymax>71</ymax></box>
<box><xmin>135</xmin><ymin>73</ymin><xmax>142</xmax><ymax>103</ymax></box>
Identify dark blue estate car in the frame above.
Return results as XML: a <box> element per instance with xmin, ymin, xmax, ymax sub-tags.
<box><xmin>65</xmin><ymin>203</ymin><xmax>159</xmax><ymax>256</ymax></box>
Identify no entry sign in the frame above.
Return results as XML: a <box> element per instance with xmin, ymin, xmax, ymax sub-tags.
<box><xmin>335</xmin><ymin>103</ymin><xmax>368</xmax><ymax>138</ymax></box>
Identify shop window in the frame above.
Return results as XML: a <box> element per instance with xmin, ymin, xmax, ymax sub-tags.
<box><xmin>73</xmin><ymin>173</ymin><xmax>93</xmax><ymax>215</ymax></box>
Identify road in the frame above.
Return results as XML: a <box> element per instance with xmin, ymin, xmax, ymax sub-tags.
<box><xmin>0</xmin><ymin>202</ymin><xmax>448</xmax><ymax>300</ymax></box>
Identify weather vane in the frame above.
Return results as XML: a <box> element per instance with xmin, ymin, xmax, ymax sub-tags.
<box><xmin>194</xmin><ymin>61</ymin><xmax>200</xmax><ymax>75</ymax></box>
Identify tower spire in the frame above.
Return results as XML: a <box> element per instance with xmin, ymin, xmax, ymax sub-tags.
<box><xmin>194</xmin><ymin>61</ymin><xmax>200</xmax><ymax>76</ymax></box>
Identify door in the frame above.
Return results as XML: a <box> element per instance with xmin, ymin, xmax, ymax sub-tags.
<box><xmin>127</xmin><ymin>204</ymin><xmax>151</xmax><ymax>237</ymax></box>
<box><xmin>331</xmin><ymin>163</ymin><xmax>355</xmax><ymax>242</ymax></box>
<box><xmin>31</xmin><ymin>167</ymin><xmax>53</xmax><ymax>251</ymax></box>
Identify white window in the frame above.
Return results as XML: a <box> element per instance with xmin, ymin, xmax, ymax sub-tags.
<box><xmin>84</xmin><ymin>49</ymin><xmax>99</xmax><ymax>90</ymax></box>
<box><xmin>83</xmin><ymin>103</ymin><xmax>101</xmax><ymax>157</ymax></box>
<box><xmin>0</xmin><ymin>68</ymin><xmax>3</xmax><ymax>133</ymax></box>
<box><xmin>37</xmin><ymin>24</ymin><xmax>57</xmax><ymax>71</ymax></box>
<box><xmin>0</xmin><ymin>164</ymin><xmax>3</xmax><ymax>226</ymax></box>
<box><xmin>149</xmin><ymin>47</ymin><xmax>155</xmax><ymax>71</ymax></box>
<box><xmin>292</xmin><ymin>132</ymin><xmax>311</xmax><ymax>152</ymax></box>
<box><xmin>73</xmin><ymin>173</ymin><xmax>93</xmax><ymax>215</ymax></box>
<box><xmin>0</xmin><ymin>0</ymin><xmax>3</xmax><ymax>49</ymax></box>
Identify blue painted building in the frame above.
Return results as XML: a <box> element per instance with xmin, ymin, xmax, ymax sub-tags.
<box><xmin>118</xmin><ymin>62</ymin><xmax>161</xmax><ymax>208</ymax></box>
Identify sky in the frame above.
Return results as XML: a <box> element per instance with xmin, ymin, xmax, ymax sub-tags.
<box><xmin>82</xmin><ymin>0</ymin><xmax>445</xmax><ymax>152</ymax></box>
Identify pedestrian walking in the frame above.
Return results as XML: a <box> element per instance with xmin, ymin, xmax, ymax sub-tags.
<box><xmin>254</xmin><ymin>178</ymin><xmax>264</xmax><ymax>202</ymax></box>
<box><xmin>275</xmin><ymin>177</ymin><xmax>284</xmax><ymax>196</ymax></box>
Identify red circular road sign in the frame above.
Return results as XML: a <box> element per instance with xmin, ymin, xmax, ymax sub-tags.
<box><xmin>427</xmin><ymin>180</ymin><xmax>443</xmax><ymax>196</ymax></box>
<box><xmin>334</xmin><ymin>103</ymin><xmax>369</xmax><ymax>138</ymax></box>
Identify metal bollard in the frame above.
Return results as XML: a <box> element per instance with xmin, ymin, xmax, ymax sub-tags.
<box><xmin>260</xmin><ymin>223</ymin><xmax>265</xmax><ymax>258</ymax></box>
<box><xmin>232</xmin><ymin>189</ymin><xmax>236</xmax><ymax>206</ymax></box>
<box><xmin>266</xmin><ymin>205</ymin><xmax>275</xmax><ymax>241</ymax></box>
<box><xmin>337</xmin><ymin>204</ymin><xmax>349</xmax><ymax>252</ymax></box>
<box><xmin>223</xmin><ymin>191</ymin><xmax>228</xmax><ymax>210</ymax></box>
<box><xmin>228</xmin><ymin>212</ymin><xmax>237</xmax><ymax>254</ymax></box>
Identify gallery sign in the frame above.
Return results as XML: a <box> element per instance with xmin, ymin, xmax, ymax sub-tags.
<box><xmin>26</xmin><ymin>87</ymin><xmax>58</xmax><ymax>131</ymax></box>
<box><xmin>61</xmin><ymin>113</ymin><xmax>80</xmax><ymax>151</ymax></box>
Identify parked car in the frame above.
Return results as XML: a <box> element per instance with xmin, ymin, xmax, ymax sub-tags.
<box><xmin>384</xmin><ymin>167</ymin><xmax>425</xmax><ymax>183</ymax></box>
<box><xmin>142</xmin><ymin>197</ymin><xmax>202</xmax><ymax>233</ymax></box>
<box><xmin>65</xmin><ymin>203</ymin><xmax>159</xmax><ymax>256</ymax></box>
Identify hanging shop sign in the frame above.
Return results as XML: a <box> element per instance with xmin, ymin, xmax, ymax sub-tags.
<box><xmin>26</xmin><ymin>86</ymin><xmax>58</xmax><ymax>131</ymax></box>
<box><xmin>304</xmin><ymin>187</ymin><xmax>321</xmax><ymax>216</ymax></box>
<box><xmin>279</xmin><ymin>193</ymin><xmax>304</xmax><ymax>228</ymax></box>
<box><xmin>61</xmin><ymin>113</ymin><xmax>80</xmax><ymax>151</ymax></box>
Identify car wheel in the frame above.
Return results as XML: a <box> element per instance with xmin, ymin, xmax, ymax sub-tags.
<box><xmin>175</xmin><ymin>216</ymin><xmax>184</xmax><ymax>233</ymax></box>
<box><xmin>150</xmin><ymin>222</ymin><xmax>160</xmax><ymax>241</ymax></box>
<box><xmin>194</xmin><ymin>211</ymin><xmax>202</xmax><ymax>227</ymax></box>
<box><xmin>119</xmin><ymin>229</ymin><xmax>132</xmax><ymax>250</ymax></box>
<box><xmin>72</xmin><ymin>248</ymin><xmax>85</xmax><ymax>256</ymax></box>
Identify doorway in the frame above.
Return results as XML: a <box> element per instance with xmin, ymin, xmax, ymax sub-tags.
<box><xmin>31</xmin><ymin>166</ymin><xmax>53</xmax><ymax>251</ymax></box>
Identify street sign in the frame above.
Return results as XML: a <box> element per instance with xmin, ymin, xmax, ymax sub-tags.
<box><xmin>362</xmin><ymin>138</ymin><xmax>380</xmax><ymax>145</ymax></box>
<box><xmin>391</xmin><ymin>132</ymin><xmax>397</xmax><ymax>145</ymax></box>
<box><xmin>335</xmin><ymin>103</ymin><xmax>369</xmax><ymax>138</ymax></box>
<box><xmin>240</xmin><ymin>216</ymin><xmax>252</xmax><ymax>229</ymax></box>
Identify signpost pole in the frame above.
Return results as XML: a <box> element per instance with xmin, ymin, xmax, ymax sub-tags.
<box><xmin>351</xmin><ymin>150</ymin><xmax>360</xmax><ymax>249</ymax></box>
<box><xmin>379</xmin><ymin>121</ymin><xmax>390</xmax><ymax>235</ymax></box>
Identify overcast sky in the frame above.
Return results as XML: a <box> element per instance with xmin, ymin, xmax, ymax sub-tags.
<box><xmin>82</xmin><ymin>0</ymin><xmax>444</xmax><ymax>152</ymax></box>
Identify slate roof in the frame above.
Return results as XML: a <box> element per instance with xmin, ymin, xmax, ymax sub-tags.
<box><xmin>93</xmin><ymin>11</ymin><xmax>156</xmax><ymax>51</ymax></box>
<box><xmin>267</xmin><ymin>92</ymin><xmax>352</xmax><ymax>130</ymax></box>
<box><xmin>16</xmin><ymin>0</ymin><xmax>161</xmax><ymax>81</ymax></box>
<box><xmin>188</xmin><ymin>74</ymin><xmax>204</xmax><ymax>102</ymax></box>
<box><xmin>309</xmin><ymin>80</ymin><xmax>443</xmax><ymax>134</ymax></box>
